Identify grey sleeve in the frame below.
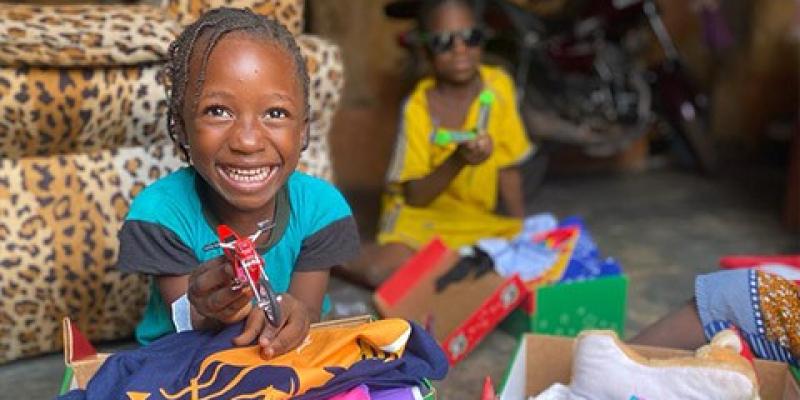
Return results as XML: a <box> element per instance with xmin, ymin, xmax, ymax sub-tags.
<box><xmin>116</xmin><ymin>220</ymin><xmax>199</xmax><ymax>275</ymax></box>
<box><xmin>295</xmin><ymin>216</ymin><xmax>360</xmax><ymax>271</ymax></box>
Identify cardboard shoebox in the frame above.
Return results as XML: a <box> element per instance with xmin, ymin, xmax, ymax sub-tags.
<box><xmin>60</xmin><ymin>317</ymin><xmax>112</xmax><ymax>393</ymax></box>
<box><xmin>499</xmin><ymin>224</ymin><xmax>629</xmax><ymax>338</ymax></box>
<box><xmin>499</xmin><ymin>333</ymin><xmax>800</xmax><ymax>400</ymax></box>
<box><xmin>373</xmin><ymin>238</ymin><xmax>527</xmax><ymax>365</ymax></box>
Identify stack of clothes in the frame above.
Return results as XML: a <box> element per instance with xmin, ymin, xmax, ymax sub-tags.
<box><xmin>473</xmin><ymin>214</ymin><xmax>623</xmax><ymax>283</ymax></box>
<box><xmin>59</xmin><ymin>319</ymin><xmax>447</xmax><ymax>400</ymax></box>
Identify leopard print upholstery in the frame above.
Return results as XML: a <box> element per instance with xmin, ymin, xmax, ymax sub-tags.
<box><xmin>0</xmin><ymin>0</ymin><xmax>343</xmax><ymax>363</ymax></box>
<box><xmin>297</xmin><ymin>35</ymin><xmax>343</xmax><ymax>181</ymax></box>
<box><xmin>0</xmin><ymin>4</ymin><xmax>180</xmax><ymax>66</ymax></box>
<box><xmin>0</xmin><ymin>0</ymin><xmax>303</xmax><ymax>67</ymax></box>
<box><xmin>165</xmin><ymin>0</ymin><xmax>304</xmax><ymax>36</ymax></box>
<box><xmin>0</xmin><ymin>65</ymin><xmax>170</xmax><ymax>157</ymax></box>
<box><xmin>0</xmin><ymin>37</ymin><xmax>342</xmax><ymax>179</ymax></box>
<box><xmin>0</xmin><ymin>145</ymin><xmax>184</xmax><ymax>362</ymax></box>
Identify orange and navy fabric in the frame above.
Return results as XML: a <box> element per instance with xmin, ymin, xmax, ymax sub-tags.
<box><xmin>59</xmin><ymin>319</ymin><xmax>448</xmax><ymax>400</ymax></box>
<box><xmin>697</xmin><ymin>269</ymin><xmax>800</xmax><ymax>366</ymax></box>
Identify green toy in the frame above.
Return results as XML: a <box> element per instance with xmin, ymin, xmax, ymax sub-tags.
<box><xmin>430</xmin><ymin>89</ymin><xmax>496</xmax><ymax>146</ymax></box>
<box><xmin>476</xmin><ymin>89</ymin><xmax>495</xmax><ymax>131</ymax></box>
<box><xmin>430</xmin><ymin>129</ymin><xmax>477</xmax><ymax>146</ymax></box>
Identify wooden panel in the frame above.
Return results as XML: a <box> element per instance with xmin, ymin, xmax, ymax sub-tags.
<box><xmin>309</xmin><ymin>0</ymin><xmax>417</xmax><ymax>191</ymax></box>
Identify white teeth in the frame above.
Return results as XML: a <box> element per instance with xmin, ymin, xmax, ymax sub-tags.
<box><xmin>222</xmin><ymin>166</ymin><xmax>274</xmax><ymax>183</ymax></box>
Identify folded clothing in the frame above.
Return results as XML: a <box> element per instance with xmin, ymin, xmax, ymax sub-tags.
<box><xmin>59</xmin><ymin>319</ymin><xmax>448</xmax><ymax>400</ymax></box>
<box><xmin>478</xmin><ymin>214</ymin><xmax>622</xmax><ymax>283</ymax></box>
<box><xmin>329</xmin><ymin>384</ymin><xmax>423</xmax><ymax>400</ymax></box>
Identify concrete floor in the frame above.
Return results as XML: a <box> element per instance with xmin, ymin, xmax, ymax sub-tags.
<box><xmin>1</xmin><ymin>162</ymin><xmax>797</xmax><ymax>399</ymax></box>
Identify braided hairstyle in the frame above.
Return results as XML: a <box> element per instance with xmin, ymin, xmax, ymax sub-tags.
<box><xmin>164</xmin><ymin>7</ymin><xmax>310</xmax><ymax>161</ymax></box>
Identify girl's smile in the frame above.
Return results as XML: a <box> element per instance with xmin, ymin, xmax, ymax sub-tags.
<box><xmin>217</xmin><ymin>163</ymin><xmax>280</xmax><ymax>192</ymax></box>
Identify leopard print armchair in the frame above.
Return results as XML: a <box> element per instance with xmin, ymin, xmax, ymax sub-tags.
<box><xmin>0</xmin><ymin>0</ymin><xmax>343</xmax><ymax>363</ymax></box>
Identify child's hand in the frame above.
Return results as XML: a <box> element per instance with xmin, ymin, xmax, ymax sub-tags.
<box><xmin>188</xmin><ymin>256</ymin><xmax>253</xmax><ymax>325</ymax></box>
<box><xmin>232</xmin><ymin>293</ymin><xmax>311</xmax><ymax>359</ymax></box>
<box><xmin>457</xmin><ymin>134</ymin><xmax>493</xmax><ymax>165</ymax></box>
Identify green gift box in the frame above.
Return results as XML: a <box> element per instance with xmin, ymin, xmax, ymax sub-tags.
<box><xmin>500</xmin><ymin>275</ymin><xmax>628</xmax><ymax>338</ymax></box>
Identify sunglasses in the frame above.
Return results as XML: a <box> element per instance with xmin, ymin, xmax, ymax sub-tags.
<box><xmin>424</xmin><ymin>27</ymin><xmax>484</xmax><ymax>54</ymax></box>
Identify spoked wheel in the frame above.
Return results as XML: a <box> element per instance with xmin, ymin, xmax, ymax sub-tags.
<box><xmin>257</xmin><ymin>277</ymin><xmax>282</xmax><ymax>328</ymax></box>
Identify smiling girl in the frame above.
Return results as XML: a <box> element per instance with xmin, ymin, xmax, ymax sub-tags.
<box><xmin>116</xmin><ymin>8</ymin><xmax>359</xmax><ymax>358</ymax></box>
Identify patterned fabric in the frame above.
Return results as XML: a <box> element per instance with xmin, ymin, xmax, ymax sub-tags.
<box><xmin>0</xmin><ymin>144</ymin><xmax>184</xmax><ymax>364</ymax></box>
<box><xmin>58</xmin><ymin>319</ymin><xmax>448</xmax><ymax>400</ymax></box>
<box><xmin>295</xmin><ymin>35</ymin><xmax>344</xmax><ymax>181</ymax></box>
<box><xmin>0</xmin><ymin>65</ymin><xmax>170</xmax><ymax>157</ymax></box>
<box><xmin>0</xmin><ymin>38</ymin><xmax>343</xmax><ymax>174</ymax></box>
<box><xmin>165</xmin><ymin>0</ymin><xmax>304</xmax><ymax>36</ymax></box>
<box><xmin>0</xmin><ymin>4</ymin><xmax>179</xmax><ymax>66</ymax></box>
<box><xmin>755</xmin><ymin>271</ymin><xmax>800</xmax><ymax>353</ymax></box>
<box><xmin>379</xmin><ymin>65</ymin><xmax>533</xmax><ymax>249</ymax></box>
<box><xmin>0</xmin><ymin>1</ymin><xmax>303</xmax><ymax>67</ymax></box>
<box><xmin>696</xmin><ymin>269</ymin><xmax>800</xmax><ymax>366</ymax></box>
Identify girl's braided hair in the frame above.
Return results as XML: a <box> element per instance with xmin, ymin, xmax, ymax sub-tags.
<box><xmin>164</xmin><ymin>7</ymin><xmax>310</xmax><ymax>161</ymax></box>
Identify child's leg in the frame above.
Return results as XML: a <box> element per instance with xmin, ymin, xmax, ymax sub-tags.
<box><xmin>628</xmin><ymin>299</ymin><xmax>707</xmax><ymax>350</ymax></box>
<box><xmin>334</xmin><ymin>242</ymin><xmax>415</xmax><ymax>289</ymax></box>
<box><xmin>632</xmin><ymin>269</ymin><xmax>800</xmax><ymax>365</ymax></box>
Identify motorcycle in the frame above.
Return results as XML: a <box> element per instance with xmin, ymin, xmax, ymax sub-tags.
<box><xmin>386</xmin><ymin>0</ymin><xmax>718</xmax><ymax>173</ymax></box>
<box><xmin>203</xmin><ymin>220</ymin><xmax>282</xmax><ymax>327</ymax></box>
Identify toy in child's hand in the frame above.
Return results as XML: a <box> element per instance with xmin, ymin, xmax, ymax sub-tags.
<box><xmin>203</xmin><ymin>221</ymin><xmax>281</xmax><ymax>327</ymax></box>
<box><xmin>429</xmin><ymin>89</ymin><xmax>496</xmax><ymax>146</ymax></box>
<box><xmin>430</xmin><ymin>128</ymin><xmax>477</xmax><ymax>145</ymax></box>
<box><xmin>475</xmin><ymin>89</ymin><xmax>495</xmax><ymax>134</ymax></box>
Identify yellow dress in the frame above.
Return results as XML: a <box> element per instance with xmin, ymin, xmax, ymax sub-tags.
<box><xmin>378</xmin><ymin>65</ymin><xmax>534</xmax><ymax>249</ymax></box>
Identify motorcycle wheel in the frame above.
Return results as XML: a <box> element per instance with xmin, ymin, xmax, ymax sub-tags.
<box><xmin>518</xmin><ymin>67</ymin><xmax>653</xmax><ymax>158</ymax></box>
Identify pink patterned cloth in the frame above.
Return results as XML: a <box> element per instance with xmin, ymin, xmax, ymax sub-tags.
<box><xmin>327</xmin><ymin>385</ymin><xmax>370</xmax><ymax>400</ymax></box>
<box><xmin>371</xmin><ymin>386</ymin><xmax>416</xmax><ymax>399</ymax></box>
<box><xmin>326</xmin><ymin>385</ymin><xmax>418</xmax><ymax>400</ymax></box>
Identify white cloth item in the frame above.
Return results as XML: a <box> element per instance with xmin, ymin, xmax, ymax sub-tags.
<box><xmin>171</xmin><ymin>293</ymin><xmax>193</xmax><ymax>332</ymax></box>
<box><xmin>458</xmin><ymin>245</ymin><xmax>477</xmax><ymax>257</ymax></box>
<box><xmin>521</xmin><ymin>213</ymin><xmax>559</xmax><ymax>234</ymax></box>
<box><xmin>477</xmin><ymin>213</ymin><xmax>559</xmax><ymax>281</ymax></box>
<box><xmin>566</xmin><ymin>333</ymin><xmax>757</xmax><ymax>400</ymax></box>
<box><xmin>479</xmin><ymin>239</ymin><xmax>557</xmax><ymax>281</ymax></box>
<box><xmin>532</xmin><ymin>384</ymin><xmax>587</xmax><ymax>400</ymax></box>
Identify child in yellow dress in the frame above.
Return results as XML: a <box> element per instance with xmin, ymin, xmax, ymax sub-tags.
<box><xmin>343</xmin><ymin>0</ymin><xmax>533</xmax><ymax>287</ymax></box>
